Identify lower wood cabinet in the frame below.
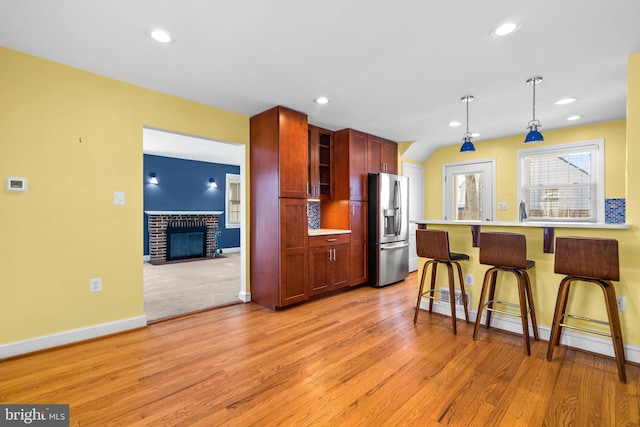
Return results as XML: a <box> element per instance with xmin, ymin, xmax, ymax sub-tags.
<box><xmin>308</xmin><ymin>233</ymin><xmax>351</xmax><ymax>296</ymax></box>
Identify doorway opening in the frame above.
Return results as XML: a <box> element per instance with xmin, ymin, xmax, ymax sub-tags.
<box><xmin>142</xmin><ymin>127</ymin><xmax>247</xmax><ymax>322</ymax></box>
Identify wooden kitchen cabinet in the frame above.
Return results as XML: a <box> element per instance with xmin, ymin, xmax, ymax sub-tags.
<box><xmin>381</xmin><ymin>139</ymin><xmax>398</xmax><ymax>174</ymax></box>
<box><xmin>308</xmin><ymin>125</ymin><xmax>333</xmax><ymax>200</ymax></box>
<box><xmin>368</xmin><ymin>135</ymin><xmax>398</xmax><ymax>174</ymax></box>
<box><xmin>251</xmin><ymin>106</ymin><xmax>308</xmax><ymax>199</ymax></box>
<box><xmin>250</xmin><ymin>106</ymin><xmax>309</xmax><ymax>309</ymax></box>
<box><xmin>308</xmin><ymin>233</ymin><xmax>351</xmax><ymax>295</ymax></box>
<box><xmin>334</xmin><ymin>129</ymin><xmax>368</xmax><ymax>201</ymax></box>
<box><xmin>280</xmin><ymin>198</ymin><xmax>309</xmax><ymax>305</ymax></box>
<box><xmin>349</xmin><ymin>201</ymin><xmax>368</xmax><ymax>285</ymax></box>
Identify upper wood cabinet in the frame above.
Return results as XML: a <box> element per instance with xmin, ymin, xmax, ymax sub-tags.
<box><xmin>368</xmin><ymin>135</ymin><xmax>398</xmax><ymax>174</ymax></box>
<box><xmin>381</xmin><ymin>139</ymin><xmax>398</xmax><ymax>174</ymax></box>
<box><xmin>308</xmin><ymin>125</ymin><xmax>333</xmax><ymax>200</ymax></box>
<box><xmin>251</xmin><ymin>106</ymin><xmax>308</xmax><ymax>199</ymax></box>
<box><xmin>334</xmin><ymin>129</ymin><xmax>368</xmax><ymax>201</ymax></box>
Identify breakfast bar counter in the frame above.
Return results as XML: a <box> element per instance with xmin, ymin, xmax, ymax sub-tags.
<box><xmin>413</xmin><ymin>220</ymin><xmax>629</xmax><ymax>253</ymax></box>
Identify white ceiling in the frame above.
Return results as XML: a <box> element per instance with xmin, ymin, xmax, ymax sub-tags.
<box><xmin>143</xmin><ymin>127</ymin><xmax>242</xmax><ymax>166</ymax></box>
<box><xmin>2</xmin><ymin>1</ymin><xmax>640</xmax><ymax>162</ymax></box>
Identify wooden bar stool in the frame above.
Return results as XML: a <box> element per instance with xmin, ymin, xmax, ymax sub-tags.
<box><xmin>547</xmin><ymin>237</ymin><xmax>626</xmax><ymax>383</ymax></box>
<box><xmin>414</xmin><ymin>229</ymin><xmax>470</xmax><ymax>335</ymax></box>
<box><xmin>473</xmin><ymin>232</ymin><xmax>539</xmax><ymax>355</ymax></box>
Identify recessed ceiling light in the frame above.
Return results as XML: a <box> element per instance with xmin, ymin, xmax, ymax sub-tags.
<box><xmin>448</xmin><ymin>121</ymin><xmax>462</xmax><ymax>127</ymax></box>
<box><xmin>555</xmin><ymin>97</ymin><xmax>577</xmax><ymax>105</ymax></box>
<box><xmin>471</xmin><ymin>133</ymin><xmax>480</xmax><ymax>138</ymax></box>
<box><xmin>491</xmin><ymin>21</ymin><xmax>521</xmax><ymax>37</ymax></box>
<box><xmin>567</xmin><ymin>115</ymin><xmax>583</xmax><ymax>121</ymax></box>
<box><xmin>150</xmin><ymin>29</ymin><xmax>174</xmax><ymax>43</ymax></box>
<box><xmin>314</xmin><ymin>96</ymin><xmax>330</xmax><ymax>104</ymax></box>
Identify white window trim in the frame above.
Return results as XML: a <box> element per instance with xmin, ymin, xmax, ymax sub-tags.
<box><xmin>442</xmin><ymin>158</ymin><xmax>496</xmax><ymax>221</ymax></box>
<box><xmin>225</xmin><ymin>173</ymin><xmax>241</xmax><ymax>229</ymax></box>
<box><xmin>517</xmin><ymin>139</ymin><xmax>605</xmax><ymax>223</ymax></box>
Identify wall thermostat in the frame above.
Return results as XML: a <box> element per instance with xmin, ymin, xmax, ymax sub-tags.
<box><xmin>6</xmin><ymin>177</ymin><xmax>27</xmax><ymax>192</ymax></box>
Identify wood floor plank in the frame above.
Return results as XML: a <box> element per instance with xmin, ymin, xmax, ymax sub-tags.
<box><xmin>1</xmin><ymin>272</ymin><xmax>638</xmax><ymax>426</ymax></box>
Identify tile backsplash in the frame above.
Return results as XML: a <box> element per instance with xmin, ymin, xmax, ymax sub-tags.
<box><xmin>307</xmin><ymin>201</ymin><xmax>320</xmax><ymax>229</ymax></box>
<box><xmin>605</xmin><ymin>198</ymin><xmax>626</xmax><ymax>224</ymax></box>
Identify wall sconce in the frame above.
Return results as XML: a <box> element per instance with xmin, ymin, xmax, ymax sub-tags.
<box><xmin>209</xmin><ymin>178</ymin><xmax>218</xmax><ymax>189</ymax></box>
<box><xmin>149</xmin><ymin>173</ymin><xmax>159</xmax><ymax>185</ymax></box>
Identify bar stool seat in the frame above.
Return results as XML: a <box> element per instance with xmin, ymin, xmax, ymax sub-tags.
<box><xmin>473</xmin><ymin>232</ymin><xmax>539</xmax><ymax>355</ymax></box>
<box><xmin>546</xmin><ymin>237</ymin><xmax>626</xmax><ymax>383</ymax></box>
<box><xmin>414</xmin><ymin>229</ymin><xmax>470</xmax><ymax>334</ymax></box>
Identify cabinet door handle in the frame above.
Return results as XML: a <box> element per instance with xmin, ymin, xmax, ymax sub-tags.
<box><xmin>328</xmin><ymin>250</ymin><xmax>332</xmax><ymax>261</ymax></box>
<box><xmin>327</xmin><ymin>238</ymin><xmax>337</xmax><ymax>242</ymax></box>
<box><xmin>350</xmin><ymin>187</ymin><xmax>353</xmax><ymax>197</ymax></box>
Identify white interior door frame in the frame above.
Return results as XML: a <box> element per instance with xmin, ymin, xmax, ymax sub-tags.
<box><xmin>442</xmin><ymin>158</ymin><xmax>496</xmax><ymax>221</ymax></box>
<box><xmin>402</xmin><ymin>162</ymin><xmax>424</xmax><ymax>272</ymax></box>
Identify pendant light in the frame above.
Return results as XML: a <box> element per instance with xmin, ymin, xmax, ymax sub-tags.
<box><xmin>525</xmin><ymin>76</ymin><xmax>544</xmax><ymax>143</ymax></box>
<box><xmin>460</xmin><ymin>95</ymin><xmax>476</xmax><ymax>152</ymax></box>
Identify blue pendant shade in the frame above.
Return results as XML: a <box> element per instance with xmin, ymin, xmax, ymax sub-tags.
<box><xmin>524</xmin><ymin>76</ymin><xmax>544</xmax><ymax>143</ymax></box>
<box><xmin>459</xmin><ymin>95</ymin><xmax>476</xmax><ymax>152</ymax></box>
<box><xmin>525</xmin><ymin>126</ymin><xmax>544</xmax><ymax>143</ymax></box>
<box><xmin>460</xmin><ymin>137</ymin><xmax>476</xmax><ymax>152</ymax></box>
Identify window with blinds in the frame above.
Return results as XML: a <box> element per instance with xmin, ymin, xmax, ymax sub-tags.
<box><xmin>517</xmin><ymin>140</ymin><xmax>604</xmax><ymax>223</ymax></box>
<box><xmin>225</xmin><ymin>173</ymin><xmax>241</xmax><ymax>228</ymax></box>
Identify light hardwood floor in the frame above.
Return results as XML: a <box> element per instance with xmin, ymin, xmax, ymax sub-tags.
<box><xmin>1</xmin><ymin>272</ymin><xmax>638</xmax><ymax>426</ymax></box>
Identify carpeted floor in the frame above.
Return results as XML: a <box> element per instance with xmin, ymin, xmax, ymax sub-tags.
<box><xmin>143</xmin><ymin>252</ymin><xmax>241</xmax><ymax>322</ymax></box>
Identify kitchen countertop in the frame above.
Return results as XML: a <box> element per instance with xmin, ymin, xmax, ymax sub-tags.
<box><xmin>308</xmin><ymin>228</ymin><xmax>351</xmax><ymax>236</ymax></box>
<box><xmin>412</xmin><ymin>219</ymin><xmax>629</xmax><ymax>229</ymax></box>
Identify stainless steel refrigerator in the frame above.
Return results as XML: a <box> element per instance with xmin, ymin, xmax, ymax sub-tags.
<box><xmin>368</xmin><ymin>172</ymin><xmax>409</xmax><ymax>287</ymax></box>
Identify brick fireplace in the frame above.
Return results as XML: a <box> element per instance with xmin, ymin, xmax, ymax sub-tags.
<box><xmin>145</xmin><ymin>211</ymin><xmax>223</xmax><ymax>264</ymax></box>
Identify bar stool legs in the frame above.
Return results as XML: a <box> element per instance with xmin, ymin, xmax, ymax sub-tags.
<box><xmin>414</xmin><ymin>259</ymin><xmax>469</xmax><ymax>335</ymax></box>
<box><xmin>473</xmin><ymin>266</ymin><xmax>539</xmax><ymax>355</ymax></box>
<box><xmin>546</xmin><ymin>276</ymin><xmax>627</xmax><ymax>384</ymax></box>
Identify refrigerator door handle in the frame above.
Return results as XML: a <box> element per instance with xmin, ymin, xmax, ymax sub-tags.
<box><xmin>380</xmin><ymin>242</ymin><xmax>410</xmax><ymax>250</ymax></box>
<box><xmin>394</xmin><ymin>180</ymin><xmax>402</xmax><ymax>236</ymax></box>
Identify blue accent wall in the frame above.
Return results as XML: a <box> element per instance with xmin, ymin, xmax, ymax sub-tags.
<box><xmin>143</xmin><ymin>154</ymin><xmax>241</xmax><ymax>255</ymax></box>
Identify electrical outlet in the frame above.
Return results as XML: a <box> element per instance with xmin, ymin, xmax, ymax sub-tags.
<box><xmin>89</xmin><ymin>277</ymin><xmax>102</xmax><ymax>293</ymax></box>
<box><xmin>617</xmin><ymin>295</ymin><xmax>626</xmax><ymax>312</ymax></box>
<box><xmin>465</xmin><ymin>274</ymin><xmax>474</xmax><ymax>286</ymax></box>
<box><xmin>498</xmin><ymin>202</ymin><xmax>507</xmax><ymax>211</ymax></box>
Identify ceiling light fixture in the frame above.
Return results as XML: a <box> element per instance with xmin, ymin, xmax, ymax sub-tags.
<box><xmin>150</xmin><ymin>29</ymin><xmax>173</xmax><ymax>43</ymax></box>
<box><xmin>555</xmin><ymin>97</ymin><xmax>577</xmax><ymax>105</ymax></box>
<box><xmin>567</xmin><ymin>115</ymin><xmax>583</xmax><ymax>121</ymax></box>
<box><xmin>314</xmin><ymin>96</ymin><xmax>330</xmax><ymax>104</ymax></box>
<box><xmin>491</xmin><ymin>21</ymin><xmax>521</xmax><ymax>37</ymax></box>
<box><xmin>448</xmin><ymin>121</ymin><xmax>462</xmax><ymax>127</ymax></box>
<box><xmin>524</xmin><ymin>76</ymin><xmax>544</xmax><ymax>143</ymax></box>
<box><xmin>460</xmin><ymin>95</ymin><xmax>476</xmax><ymax>152</ymax></box>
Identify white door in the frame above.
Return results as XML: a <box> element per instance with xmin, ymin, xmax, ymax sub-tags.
<box><xmin>443</xmin><ymin>160</ymin><xmax>495</xmax><ymax>221</ymax></box>
<box><xmin>403</xmin><ymin>162</ymin><xmax>424</xmax><ymax>272</ymax></box>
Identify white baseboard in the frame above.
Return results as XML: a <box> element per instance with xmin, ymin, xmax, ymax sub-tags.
<box><xmin>222</xmin><ymin>247</ymin><xmax>241</xmax><ymax>253</ymax></box>
<box><xmin>420</xmin><ymin>300</ymin><xmax>640</xmax><ymax>364</ymax></box>
<box><xmin>0</xmin><ymin>316</ymin><xmax>147</xmax><ymax>360</ymax></box>
<box><xmin>238</xmin><ymin>291</ymin><xmax>251</xmax><ymax>303</ymax></box>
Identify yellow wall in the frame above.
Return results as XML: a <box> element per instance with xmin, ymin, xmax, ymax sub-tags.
<box><xmin>0</xmin><ymin>47</ymin><xmax>249</xmax><ymax>344</ymax></box>
<box><xmin>419</xmin><ymin>53</ymin><xmax>640</xmax><ymax>347</ymax></box>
